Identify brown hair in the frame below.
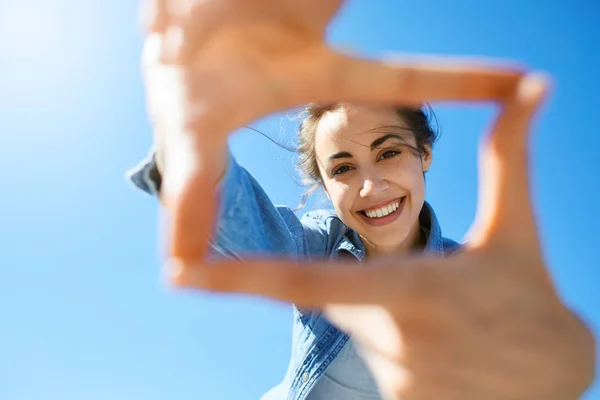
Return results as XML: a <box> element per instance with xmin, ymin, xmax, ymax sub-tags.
<box><xmin>295</xmin><ymin>102</ymin><xmax>439</xmax><ymax>209</ymax></box>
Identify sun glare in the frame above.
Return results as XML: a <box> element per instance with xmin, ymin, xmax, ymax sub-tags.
<box><xmin>0</xmin><ymin>3</ymin><xmax>65</xmax><ymax>62</ymax></box>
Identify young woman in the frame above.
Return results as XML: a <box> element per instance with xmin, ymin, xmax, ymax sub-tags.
<box><xmin>130</xmin><ymin>0</ymin><xmax>595</xmax><ymax>398</ymax></box>
<box><xmin>129</xmin><ymin>102</ymin><xmax>458</xmax><ymax>399</ymax></box>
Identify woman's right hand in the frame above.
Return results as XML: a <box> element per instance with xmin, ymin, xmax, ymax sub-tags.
<box><xmin>140</xmin><ymin>0</ymin><xmax>525</xmax><ymax>266</ymax></box>
<box><xmin>173</xmin><ymin>75</ymin><xmax>596</xmax><ymax>399</ymax></box>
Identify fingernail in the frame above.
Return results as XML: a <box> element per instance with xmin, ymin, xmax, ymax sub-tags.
<box><xmin>163</xmin><ymin>258</ymin><xmax>186</xmax><ymax>286</ymax></box>
<box><xmin>522</xmin><ymin>72</ymin><xmax>551</xmax><ymax>99</ymax></box>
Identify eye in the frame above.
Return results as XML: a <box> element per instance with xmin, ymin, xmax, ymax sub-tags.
<box><xmin>379</xmin><ymin>149</ymin><xmax>401</xmax><ymax>160</ymax></box>
<box><xmin>332</xmin><ymin>165</ymin><xmax>353</xmax><ymax>176</ymax></box>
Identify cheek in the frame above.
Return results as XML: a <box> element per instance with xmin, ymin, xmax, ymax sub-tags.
<box><xmin>325</xmin><ymin>181</ymin><xmax>356</xmax><ymax>215</ymax></box>
<box><xmin>385</xmin><ymin>158</ymin><xmax>425</xmax><ymax>193</ymax></box>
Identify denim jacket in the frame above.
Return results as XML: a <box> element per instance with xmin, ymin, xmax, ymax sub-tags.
<box><xmin>126</xmin><ymin>149</ymin><xmax>460</xmax><ymax>400</ymax></box>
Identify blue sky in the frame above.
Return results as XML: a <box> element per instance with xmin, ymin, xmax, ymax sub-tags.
<box><xmin>0</xmin><ymin>0</ymin><xmax>598</xmax><ymax>399</ymax></box>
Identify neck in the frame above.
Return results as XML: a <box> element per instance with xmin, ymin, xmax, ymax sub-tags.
<box><xmin>364</xmin><ymin>217</ymin><xmax>424</xmax><ymax>259</ymax></box>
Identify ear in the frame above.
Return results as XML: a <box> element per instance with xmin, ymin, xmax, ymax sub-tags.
<box><xmin>421</xmin><ymin>145</ymin><xmax>432</xmax><ymax>172</ymax></box>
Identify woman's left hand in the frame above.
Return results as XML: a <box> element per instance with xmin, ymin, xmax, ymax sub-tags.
<box><xmin>142</xmin><ymin>0</ymin><xmax>523</xmax><ymax>263</ymax></box>
<box><xmin>170</xmin><ymin>75</ymin><xmax>596</xmax><ymax>399</ymax></box>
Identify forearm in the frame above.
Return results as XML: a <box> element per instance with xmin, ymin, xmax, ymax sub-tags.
<box><xmin>126</xmin><ymin>138</ymin><xmax>306</xmax><ymax>260</ymax></box>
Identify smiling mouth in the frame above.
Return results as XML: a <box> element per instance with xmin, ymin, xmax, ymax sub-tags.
<box><xmin>359</xmin><ymin>197</ymin><xmax>406</xmax><ymax>219</ymax></box>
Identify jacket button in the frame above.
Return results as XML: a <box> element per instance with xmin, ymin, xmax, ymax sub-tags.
<box><xmin>302</xmin><ymin>372</ymin><xmax>309</xmax><ymax>382</ymax></box>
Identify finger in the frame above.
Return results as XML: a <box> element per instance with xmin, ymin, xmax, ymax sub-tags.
<box><xmin>280</xmin><ymin>0</ymin><xmax>345</xmax><ymax>39</ymax></box>
<box><xmin>174</xmin><ymin>0</ymin><xmax>344</xmax><ymax>64</ymax></box>
<box><xmin>139</xmin><ymin>0</ymin><xmax>169</xmax><ymax>34</ymax></box>
<box><xmin>166</xmin><ymin>257</ymin><xmax>428</xmax><ymax>307</ymax></box>
<box><xmin>141</xmin><ymin>29</ymin><xmax>180</xmax><ymax>70</ymax></box>
<box><xmin>176</xmin><ymin>2</ymin><xmax>233</xmax><ymax>64</ymax></box>
<box><xmin>318</xmin><ymin>52</ymin><xmax>525</xmax><ymax>106</ymax></box>
<box><xmin>169</xmin><ymin>258</ymin><xmax>379</xmax><ymax>306</ymax></box>
<box><xmin>141</xmin><ymin>34</ymin><xmax>164</xmax><ymax>81</ymax></box>
<box><xmin>469</xmin><ymin>73</ymin><xmax>550</xmax><ymax>250</ymax></box>
<box><xmin>141</xmin><ymin>35</ymin><xmax>186</xmax><ymax>131</ymax></box>
<box><xmin>142</xmin><ymin>32</ymin><xmax>227</xmax><ymax>263</ymax></box>
<box><xmin>140</xmin><ymin>1</ymin><xmax>188</xmax><ymax>64</ymax></box>
<box><xmin>160</xmin><ymin>130</ymin><xmax>226</xmax><ymax>263</ymax></box>
<box><xmin>163</xmin><ymin>0</ymin><xmax>239</xmax><ymax>64</ymax></box>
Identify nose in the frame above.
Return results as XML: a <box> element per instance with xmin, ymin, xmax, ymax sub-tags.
<box><xmin>359</xmin><ymin>171</ymin><xmax>389</xmax><ymax>198</ymax></box>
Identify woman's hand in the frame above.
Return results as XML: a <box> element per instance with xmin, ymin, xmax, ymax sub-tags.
<box><xmin>171</xmin><ymin>74</ymin><xmax>595</xmax><ymax>400</ymax></box>
<box><xmin>142</xmin><ymin>0</ymin><xmax>525</xmax><ymax>264</ymax></box>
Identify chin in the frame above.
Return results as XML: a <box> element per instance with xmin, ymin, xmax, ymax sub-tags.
<box><xmin>360</xmin><ymin>226</ymin><xmax>412</xmax><ymax>250</ymax></box>
<box><xmin>377</xmin><ymin>232</ymin><xmax>411</xmax><ymax>248</ymax></box>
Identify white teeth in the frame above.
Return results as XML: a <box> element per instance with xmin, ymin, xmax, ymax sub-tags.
<box><xmin>364</xmin><ymin>199</ymin><xmax>401</xmax><ymax>219</ymax></box>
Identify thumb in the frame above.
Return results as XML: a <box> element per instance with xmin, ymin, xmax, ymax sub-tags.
<box><xmin>167</xmin><ymin>256</ymin><xmax>422</xmax><ymax>308</ymax></box>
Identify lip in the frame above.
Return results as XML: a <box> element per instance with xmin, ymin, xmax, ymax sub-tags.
<box><xmin>360</xmin><ymin>197</ymin><xmax>404</xmax><ymax>212</ymax></box>
<box><xmin>356</xmin><ymin>196</ymin><xmax>406</xmax><ymax>227</ymax></box>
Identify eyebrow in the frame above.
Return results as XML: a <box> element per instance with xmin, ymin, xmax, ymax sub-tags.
<box><xmin>327</xmin><ymin>133</ymin><xmax>409</xmax><ymax>161</ymax></box>
<box><xmin>328</xmin><ymin>151</ymin><xmax>353</xmax><ymax>161</ymax></box>
<box><xmin>369</xmin><ymin>133</ymin><xmax>408</xmax><ymax>150</ymax></box>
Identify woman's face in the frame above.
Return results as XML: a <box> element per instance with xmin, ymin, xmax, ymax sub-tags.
<box><xmin>314</xmin><ymin>104</ymin><xmax>431</xmax><ymax>254</ymax></box>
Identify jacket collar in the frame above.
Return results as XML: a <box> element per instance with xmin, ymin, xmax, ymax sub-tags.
<box><xmin>336</xmin><ymin>201</ymin><xmax>445</xmax><ymax>260</ymax></box>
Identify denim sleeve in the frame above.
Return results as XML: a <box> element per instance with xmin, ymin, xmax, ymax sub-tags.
<box><xmin>125</xmin><ymin>146</ymin><xmax>162</xmax><ymax>196</ymax></box>
<box><xmin>125</xmin><ymin>148</ymin><xmax>329</xmax><ymax>261</ymax></box>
